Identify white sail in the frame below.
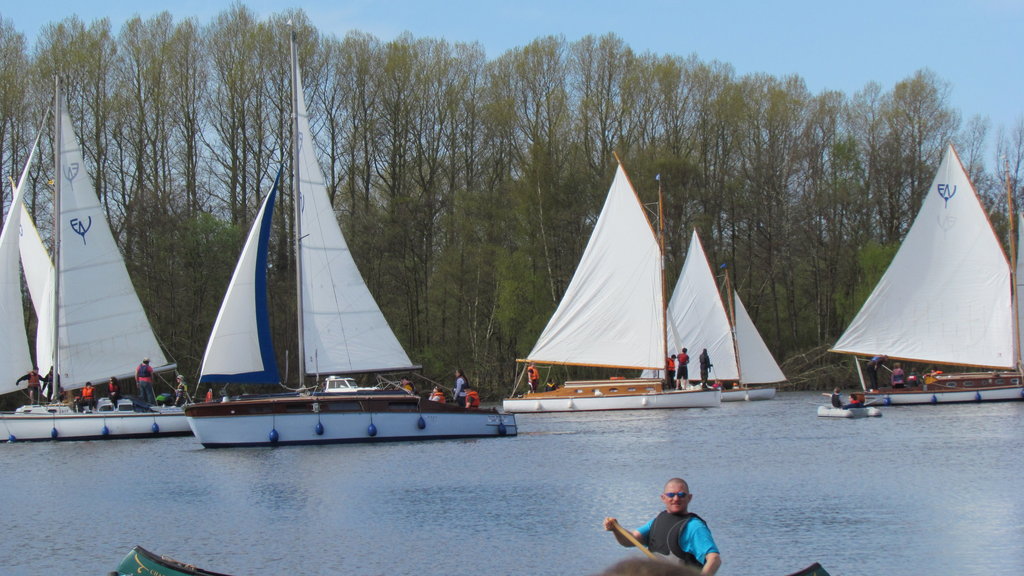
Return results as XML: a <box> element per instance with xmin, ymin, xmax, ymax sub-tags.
<box><xmin>0</xmin><ymin>137</ymin><xmax>39</xmax><ymax>394</ymax></box>
<box><xmin>21</xmin><ymin>206</ymin><xmax>55</xmax><ymax>376</ymax></box>
<box><xmin>663</xmin><ymin>231</ymin><xmax>738</xmax><ymax>380</ymax></box>
<box><xmin>199</xmin><ymin>182</ymin><xmax>279</xmax><ymax>383</ymax></box>
<box><xmin>733</xmin><ymin>292</ymin><xmax>786</xmax><ymax>384</ymax></box>
<box><xmin>832</xmin><ymin>144</ymin><xmax>1013</xmax><ymax>368</ymax></box>
<box><xmin>56</xmin><ymin>109</ymin><xmax>168</xmax><ymax>388</ymax></box>
<box><xmin>527</xmin><ymin>165</ymin><xmax>664</xmax><ymax>369</ymax></box>
<box><xmin>295</xmin><ymin>65</ymin><xmax>414</xmax><ymax>374</ymax></box>
<box><xmin>1016</xmin><ymin>214</ymin><xmax>1024</xmax><ymax>370</ymax></box>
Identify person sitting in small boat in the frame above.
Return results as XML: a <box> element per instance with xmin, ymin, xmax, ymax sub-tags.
<box><xmin>890</xmin><ymin>363</ymin><xmax>906</xmax><ymax>388</ymax></box>
<box><xmin>823</xmin><ymin>387</ymin><xmax>842</xmax><ymax>408</ymax></box>
<box><xmin>464</xmin><ymin>386</ymin><xmax>481</xmax><ymax>409</ymax></box>
<box><xmin>429</xmin><ymin>386</ymin><xmax>446</xmax><ymax>403</ymax></box>
<box><xmin>842</xmin><ymin>392</ymin><xmax>865</xmax><ymax>409</ymax></box>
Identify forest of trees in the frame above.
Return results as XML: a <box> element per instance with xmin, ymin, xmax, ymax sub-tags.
<box><xmin>1</xmin><ymin>5</ymin><xmax>1022</xmax><ymax>403</ymax></box>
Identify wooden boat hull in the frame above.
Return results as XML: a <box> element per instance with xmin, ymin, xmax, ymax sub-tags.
<box><xmin>114</xmin><ymin>545</ymin><xmax>233</xmax><ymax>576</ymax></box>
<box><xmin>185</xmin><ymin>393</ymin><xmax>516</xmax><ymax>448</ymax></box>
<box><xmin>1</xmin><ymin>403</ymin><xmax>190</xmax><ymax>442</ymax></box>
<box><xmin>865</xmin><ymin>373</ymin><xmax>1024</xmax><ymax>405</ymax></box>
<box><xmin>502</xmin><ymin>379</ymin><xmax>720</xmax><ymax>413</ymax></box>
<box><xmin>721</xmin><ymin>387</ymin><xmax>777</xmax><ymax>402</ymax></box>
<box><xmin>817</xmin><ymin>405</ymin><xmax>881</xmax><ymax>418</ymax></box>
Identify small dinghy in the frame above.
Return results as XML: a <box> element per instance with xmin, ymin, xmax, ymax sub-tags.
<box><xmin>817</xmin><ymin>405</ymin><xmax>882</xmax><ymax>418</ymax></box>
<box><xmin>111</xmin><ymin>545</ymin><xmax>233</xmax><ymax>576</ymax></box>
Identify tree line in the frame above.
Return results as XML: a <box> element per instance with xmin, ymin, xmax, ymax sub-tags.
<box><xmin>1</xmin><ymin>5</ymin><xmax>1022</xmax><ymax>403</ymax></box>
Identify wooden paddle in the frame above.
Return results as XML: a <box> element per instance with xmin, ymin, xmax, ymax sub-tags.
<box><xmin>607</xmin><ymin>519</ymin><xmax>657</xmax><ymax>559</ymax></box>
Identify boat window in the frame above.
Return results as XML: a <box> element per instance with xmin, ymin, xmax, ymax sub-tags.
<box><xmin>245</xmin><ymin>406</ymin><xmax>274</xmax><ymax>414</ymax></box>
<box><xmin>608</xmin><ymin>388</ymin><xmax>619</xmax><ymax>393</ymax></box>
<box><xmin>325</xmin><ymin>401</ymin><xmax>361</xmax><ymax>411</ymax></box>
<box><xmin>627</xmin><ymin>387</ymin><xmax>637</xmax><ymax>392</ymax></box>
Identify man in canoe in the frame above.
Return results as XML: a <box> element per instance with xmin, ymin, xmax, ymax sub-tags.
<box><xmin>604</xmin><ymin>477</ymin><xmax>721</xmax><ymax>575</ymax></box>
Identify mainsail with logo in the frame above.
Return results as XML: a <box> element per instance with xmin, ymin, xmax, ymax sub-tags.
<box><xmin>831</xmin><ymin>144</ymin><xmax>1014</xmax><ymax>369</ymax></box>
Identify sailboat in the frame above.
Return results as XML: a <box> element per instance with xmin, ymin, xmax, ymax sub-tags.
<box><xmin>0</xmin><ymin>85</ymin><xmax>190</xmax><ymax>441</ymax></box>
<box><xmin>662</xmin><ymin>230</ymin><xmax>784</xmax><ymax>401</ymax></box>
<box><xmin>502</xmin><ymin>163</ymin><xmax>720</xmax><ymax>413</ymax></box>
<box><xmin>183</xmin><ymin>34</ymin><xmax>515</xmax><ymax>447</ymax></box>
<box><xmin>831</xmin><ymin>144</ymin><xmax>1024</xmax><ymax>405</ymax></box>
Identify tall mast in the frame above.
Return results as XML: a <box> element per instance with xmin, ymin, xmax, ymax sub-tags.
<box><xmin>657</xmin><ymin>173</ymin><xmax>668</xmax><ymax>365</ymax></box>
<box><xmin>290</xmin><ymin>29</ymin><xmax>306</xmax><ymax>384</ymax></box>
<box><xmin>51</xmin><ymin>77</ymin><xmax>62</xmax><ymax>401</ymax></box>
<box><xmin>1006</xmin><ymin>158</ymin><xmax>1020</xmax><ymax>372</ymax></box>
<box><xmin>722</xmin><ymin>266</ymin><xmax>741</xmax><ymax>383</ymax></box>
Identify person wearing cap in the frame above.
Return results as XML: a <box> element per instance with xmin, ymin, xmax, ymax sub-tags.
<box><xmin>136</xmin><ymin>357</ymin><xmax>156</xmax><ymax>404</ymax></box>
<box><xmin>174</xmin><ymin>375</ymin><xmax>188</xmax><ymax>406</ymax></box>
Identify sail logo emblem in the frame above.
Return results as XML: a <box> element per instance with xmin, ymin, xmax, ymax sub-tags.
<box><xmin>937</xmin><ymin>183</ymin><xmax>956</xmax><ymax>207</ymax></box>
<box><xmin>71</xmin><ymin>216</ymin><xmax>92</xmax><ymax>245</ymax></box>
<box><xmin>64</xmin><ymin>162</ymin><xmax>80</xmax><ymax>191</ymax></box>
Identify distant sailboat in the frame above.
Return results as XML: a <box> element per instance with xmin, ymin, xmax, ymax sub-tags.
<box><xmin>661</xmin><ymin>230</ymin><xmax>784</xmax><ymax>401</ymax></box>
<box><xmin>184</xmin><ymin>33</ymin><xmax>516</xmax><ymax>447</ymax></box>
<box><xmin>831</xmin><ymin>144</ymin><xmax>1024</xmax><ymax>404</ymax></box>
<box><xmin>1</xmin><ymin>84</ymin><xmax>189</xmax><ymax>441</ymax></box>
<box><xmin>502</xmin><ymin>163</ymin><xmax>720</xmax><ymax>413</ymax></box>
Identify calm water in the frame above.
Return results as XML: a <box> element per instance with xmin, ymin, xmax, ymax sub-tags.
<box><xmin>1</xmin><ymin>392</ymin><xmax>1021</xmax><ymax>576</ymax></box>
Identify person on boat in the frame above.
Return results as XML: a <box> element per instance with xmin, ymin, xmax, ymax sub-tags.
<box><xmin>136</xmin><ymin>357</ymin><xmax>157</xmax><ymax>404</ymax></box>
<box><xmin>464</xmin><ymin>386</ymin><xmax>481</xmax><ymax>409</ymax></box>
<box><xmin>205</xmin><ymin>387</ymin><xmax>214</xmax><ymax>402</ymax></box>
<box><xmin>676</xmin><ymin>348</ymin><xmax>689</xmax><ymax>390</ymax></box>
<box><xmin>107</xmin><ymin>376</ymin><xmax>121</xmax><ymax>406</ymax></box>
<box><xmin>15</xmin><ymin>366</ymin><xmax>42</xmax><ymax>404</ymax></box>
<box><xmin>890</xmin><ymin>363</ymin><xmax>906</xmax><ymax>388</ymax></box>
<box><xmin>544</xmin><ymin>378</ymin><xmax>558</xmax><ymax>392</ymax></box>
<box><xmin>400</xmin><ymin>378</ymin><xmax>415</xmax><ymax>395</ymax></box>
<box><xmin>453</xmin><ymin>369</ymin><xmax>469</xmax><ymax>406</ymax></box>
<box><xmin>527</xmin><ymin>363</ymin><xmax>540</xmax><ymax>393</ymax></box>
<box><xmin>603</xmin><ymin>477</ymin><xmax>721</xmax><ymax>575</ymax></box>
<box><xmin>174</xmin><ymin>376</ymin><xmax>188</xmax><ymax>406</ymax></box>
<box><xmin>77</xmin><ymin>381</ymin><xmax>97</xmax><ymax>412</ymax></box>
<box><xmin>865</xmin><ymin>355</ymin><xmax>886</xmax><ymax>391</ymax></box>
<box><xmin>666</xmin><ymin>355</ymin><xmax>677</xmax><ymax>389</ymax></box>
<box><xmin>429</xmin><ymin>386</ymin><xmax>446</xmax><ymax>403</ymax></box>
<box><xmin>698</xmin><ymin>349</ymin><xmax>712</xmax><ymax>390</ymax></box>
<box><xmin>823</xmin><ymin>387</ymin><xmax>842</xmax><ymax>408</ymax></box>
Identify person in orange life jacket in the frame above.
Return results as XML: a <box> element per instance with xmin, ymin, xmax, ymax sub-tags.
<box><xmin>464</xmin><ymin>386</ymin><xmax>480</xmax><ymax>409</ymax></box>
<box><xmin>107</xmin><ymin>376</ymin><xmax>121</xmax><ymax>406</ymax></box>
<box><xmin>77</xmin><ymin>381</ymin><xmax>97</xmax><ymax>412</ymax></box>
<box><xmin>526</xmin><ymin>363</ymin><xmax>540</xmax><ymax>393</ymax></box>
<box><xmin>604</xmin><ymin>477</ymin><xmax>721</xmax><ymax>575</ymax></box>
<box><xmin>665</xmin><ymin>355</ymin><xmax>677</xmax><ymax>389</ymax></box>
<box><xmin>429</xmin><ymin>386</ymin><xmax>446</xmax><ymax>403</ymax></box>
<box><xmin>136</xmin><ymin>357</ymin><xmax>157</xmax><ymax>404</ymax></box>
<box><xmin>843</xmin><ymin>392</ymin><xmax>866</xmax><ymax>409</ymax></box>
<box><xmin>676</xmin><ymin>348</ymin><xmax>689</xmax><ymax>389</ymax></box>
<box><xmin>15</xmin><ymin>366</ymin><xmax>42</xmax><ymax>404</ymax></box>
<box><xmin>453</xmin><ymin>369</ymin><xmax>469</xmax><ymax>406</ymax></box>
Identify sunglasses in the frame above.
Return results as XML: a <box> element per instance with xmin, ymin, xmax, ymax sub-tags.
<box><xmin>663</xmin><ymin>491</ymin><xmax>689</xmax><ymax>499</ymax></box>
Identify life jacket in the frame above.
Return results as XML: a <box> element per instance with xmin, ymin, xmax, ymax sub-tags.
<box><xmin>647</xmin><ymin>511</ymin><xmax>706</xmax><ymax>568</ymax></box>
<box><xmin>678</xmin><ymin>353</ymin><xmax>689</xmax><ymax>366</ymax></box>
<box><xmin>429</xmin><ymin>391</ymin><xmax>446</xmax><ymax>403</ymax></box>
<box><xmin>81</xmin><ymin>386</ymin><xmax>94</xmax><ymax>399</ymax></box>
<box><xmin>109</xmin><ymin>382</ymin><xmax>119</xmax><ymax>394</ymax></box>
<box><xmin>465</xmin><ymin>389</ymin><xmax>480</xmax><ymax>409</ymax></box>
<box><xmin>527</xmin><ymin>366</ymin><xmax>540</xmax><ymax>383</ymax></box>
<box><xmin>666</xmin><ymin>357</ymin><xmax>676</xmax><ymax>371</ymax></box>
<box><xmin>137</xmin><ymin>364</ymin><xmax>154</xmax><ymax>381</ymax></box>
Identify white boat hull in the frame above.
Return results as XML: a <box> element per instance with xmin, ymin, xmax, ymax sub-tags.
<box><xmin>187</xmin><ymin>408</ymin><xmax>517</xmax><ymax>448</ymax></box>
<box><xmin>817</xmin><ymin>405</ymin><xmax>882</xmax><ymax>418</ymax></box>
<box><xmin>721</xmin><ymin>387</ymin><xmax>777</xmax><ymax>402</ymax></box>
<box><xmin>502</xmin><ymin>389</ymin><xmax>720</xmax><ymax>413</ymax></box>
<box><xmin>1</xmin><ymin>405</ymin><xmax>190</xmax><ymax>441</ymax></box>
<box><xmin>866</xmin><ymin>385</ymin><xmax>1024</xmax><ymax>405</ymax></box>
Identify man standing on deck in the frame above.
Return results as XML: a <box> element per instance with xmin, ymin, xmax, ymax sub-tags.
<box><xmin>603</xmin><ymin>477</ymin><xmax>721</xmax><ymax>575</ymax></box>
<box><xmin>136</xmin><ymin>357</ymin><xmax>157</xmax><ymax>404</ymax></box>
<box><xmin>676</xmin><ymin>348</ymin><xmax>689</xmax><ymax>389</ymax></box>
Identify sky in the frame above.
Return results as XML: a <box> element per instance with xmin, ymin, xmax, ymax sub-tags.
<box><xmin>4</xmin><ymin>1</ymin><xmax>1023</xmax><ymax>155</ymax></box>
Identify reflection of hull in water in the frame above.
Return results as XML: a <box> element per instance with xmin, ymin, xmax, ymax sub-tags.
<box><xmin>817</xmin><ymin>405</ymin><xmax>881</xmax><ymax>418</ymax></box>
<box><xmin>502</xmin><ymin>379</ymin><xmax>720</xmax><ymax>413</ymax></box>
<box><xmin>1</xmin><ymin>400</ymin><xmax>190</xmax><ymax>441</ymax></box>
<box><xmin>865</xmin><ymin>373</ymin><xmax>1024</xmax><ymax>405</ymax></box>
<box><xmin>721</xmin><ymin>386</ymin><xmax>776</xmax><ymax>402</ymax></box>
<box><xmin>186</xmin><ymin>391</ymin><xmax>516</xmax><ymax>448</ymax></box>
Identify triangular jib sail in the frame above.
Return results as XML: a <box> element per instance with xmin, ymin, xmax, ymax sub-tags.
<box><xmin>832</xmin><ymin>144</ymin><xmax>1013</xmax><ymax>369</ymax></box>
<box><xmin>526</xmin><ymin>164</ymin><xmax>664</xmax><ymax>370</ymax></box>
